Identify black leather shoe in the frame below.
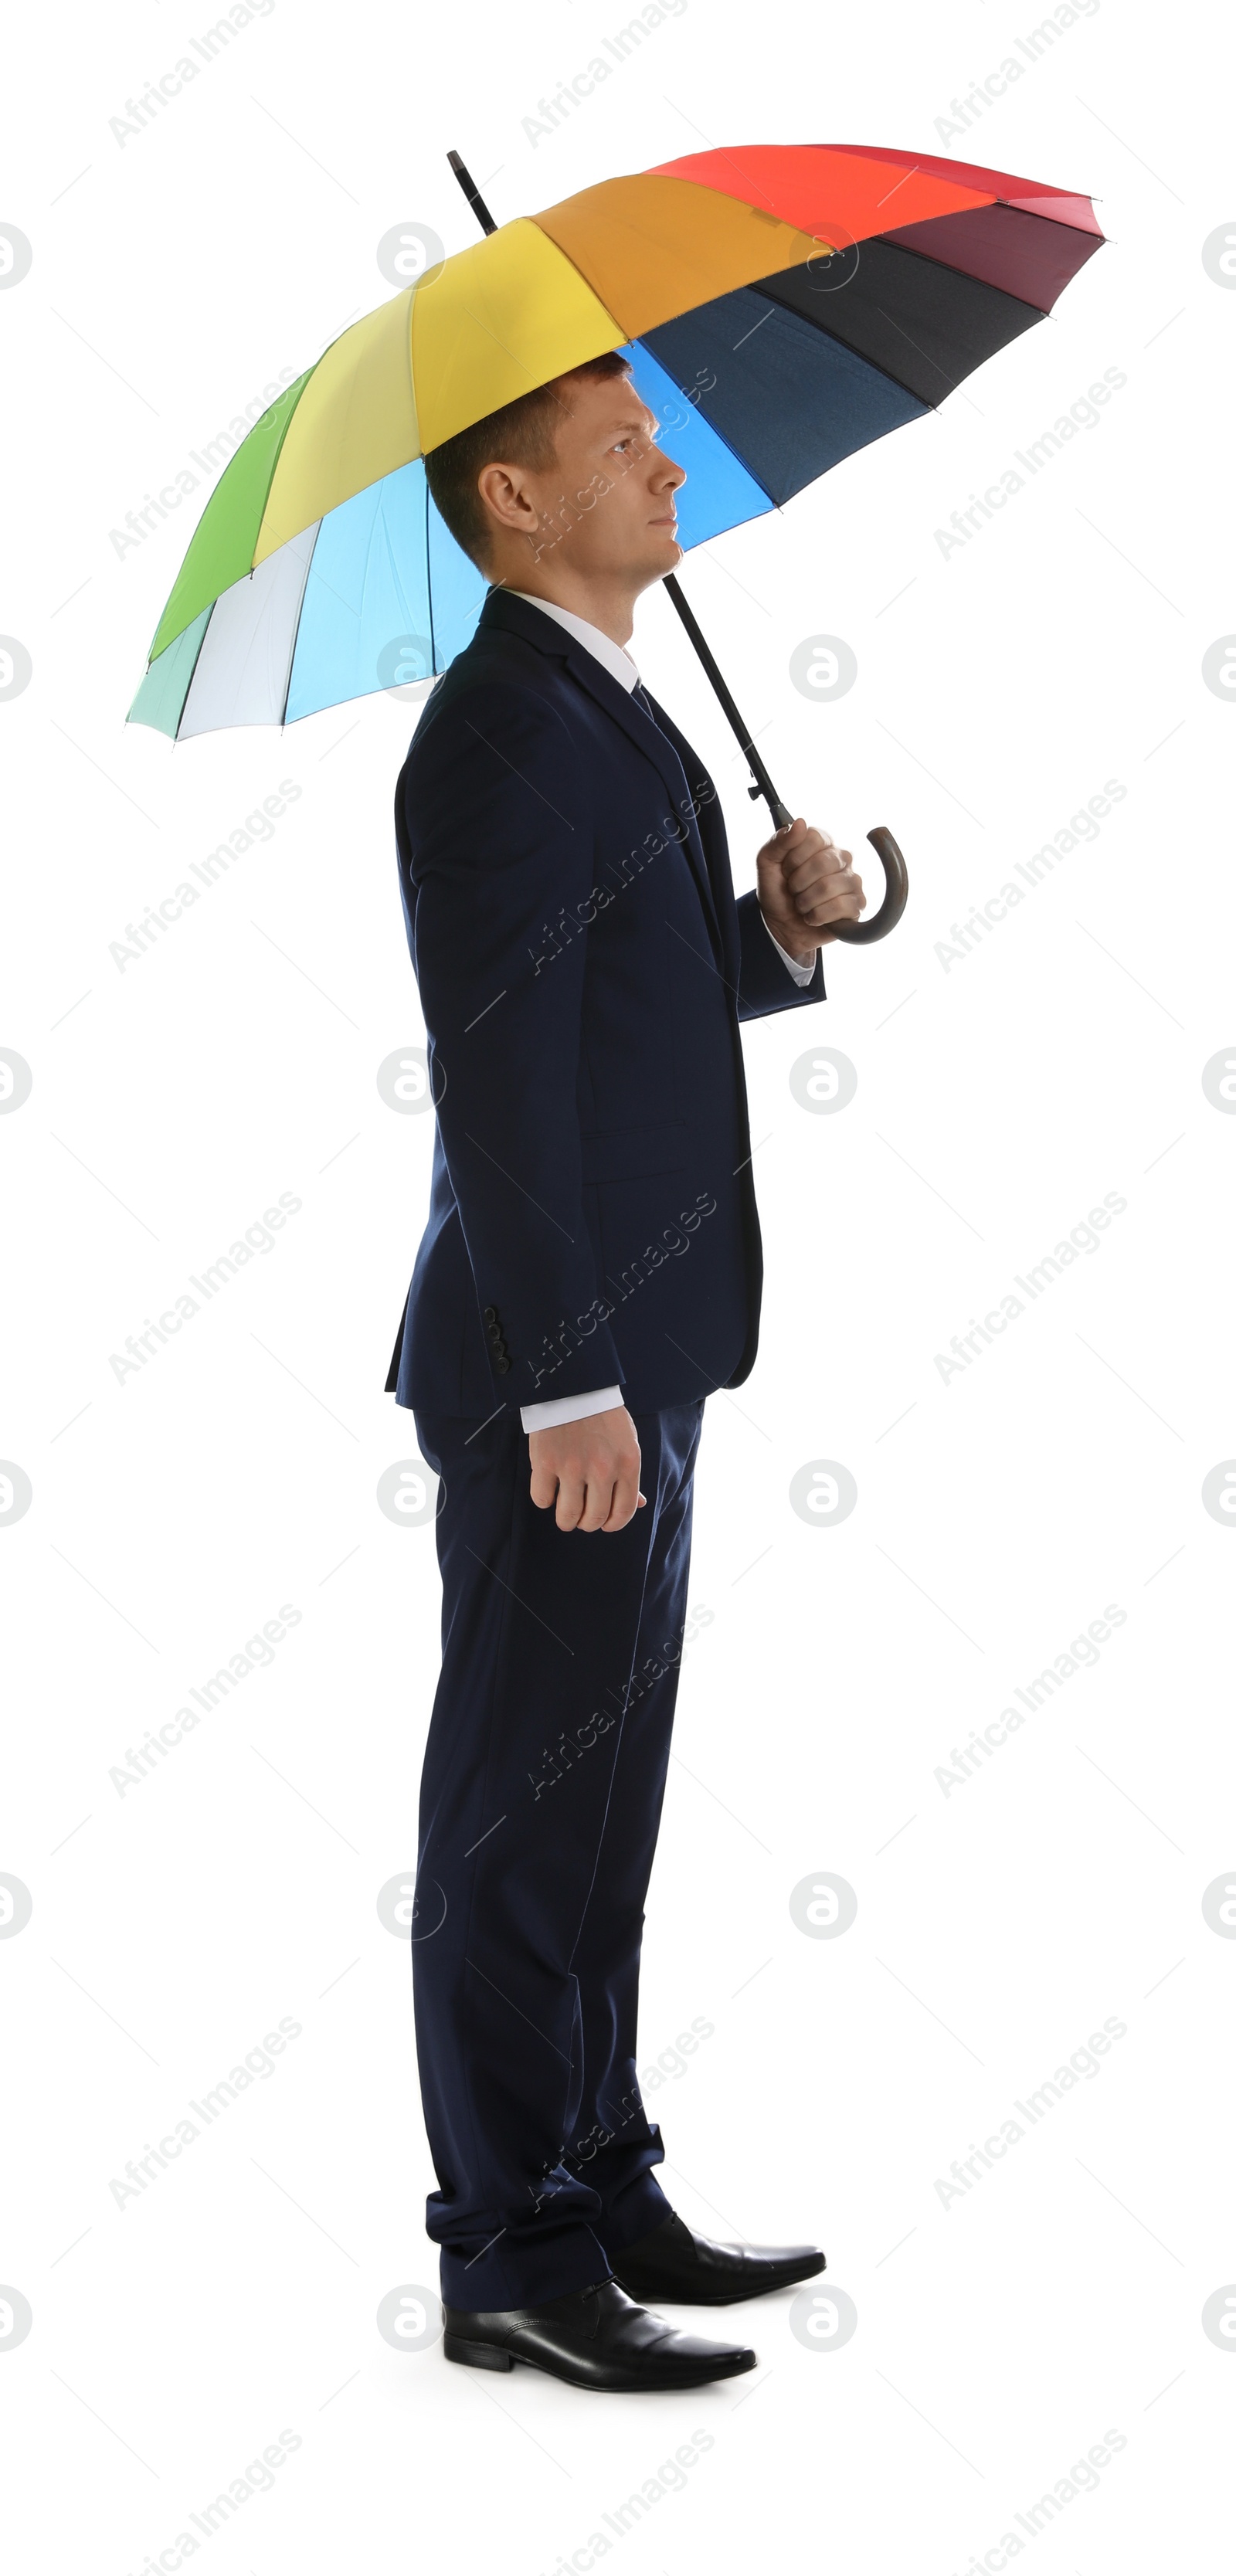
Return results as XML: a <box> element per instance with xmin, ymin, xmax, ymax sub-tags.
<box><xmin>442</xmin><ymin>2276</ymin><xmax>756</xmax><ymax>2390</ymax></box>
<box><xmin>610</xmin><ymin>2210</ymin><xmax>825</xmax><ymax>2306</ymax></box>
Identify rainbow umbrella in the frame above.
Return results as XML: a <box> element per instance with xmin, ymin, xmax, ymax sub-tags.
<box><xmin>127</xmin><ymin>141</ymin><xmax>1102</xmax><ymax>936</ymax></box>
<box><xmin>129</xmin><ymin>139</ymin><xmax>1102</xmax><ymax>747</ymax></box>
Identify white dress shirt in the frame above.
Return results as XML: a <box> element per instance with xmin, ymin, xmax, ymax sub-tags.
<box><xmin>507</xmin><ymin>590</ymin><xmax>813</xmax><ymax>1433</ymax></box>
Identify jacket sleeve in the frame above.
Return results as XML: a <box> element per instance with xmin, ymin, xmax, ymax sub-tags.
<box><xmin>400</xmin><ymin>676</ymin><xmax>624</xmax><ymax>1407</ymax></box>
<box><xmin>735</xmin><ymin>888</ymin><xmax>826</xmax><ymax>1020</ymax></box>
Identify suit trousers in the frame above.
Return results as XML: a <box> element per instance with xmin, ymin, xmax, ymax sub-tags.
<box><xmin>410</xmin><ymin>1397</ymin><xmax>706</xmax><ymax>2309</ymax></box>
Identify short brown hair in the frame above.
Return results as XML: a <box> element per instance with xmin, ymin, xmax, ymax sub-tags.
<box><xmin>424</xmin><ymin>349</ymin><xmax>632</xmax><ymax>573</ymax></box>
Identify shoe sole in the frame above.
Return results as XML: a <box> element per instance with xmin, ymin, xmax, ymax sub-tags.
<box><xmin>443</xmin><ymin>2333</ymin><xmax>516</xmax><ymax>2372</ymax></box>
<box><xmin>443</xmin><ymin>2331</ymin><xmax>755</xmax><ymax>2388</ymax></box>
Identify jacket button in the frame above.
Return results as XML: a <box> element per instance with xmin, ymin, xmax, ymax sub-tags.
<box><xmin>484</xmin><ymin>1305</ymin><xmax>497</xmax><ymax>1323</ymax></box>
<box><xmin>494</xmin><ymin>1356</ymin><xmax>511</xmax><ymax>1376</ymax></box>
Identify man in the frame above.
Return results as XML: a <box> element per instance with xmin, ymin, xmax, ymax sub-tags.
<box><xmin>385</xmin><ymin>348</ymin><xmax>865</xmax><ymax>2391</ymax></box>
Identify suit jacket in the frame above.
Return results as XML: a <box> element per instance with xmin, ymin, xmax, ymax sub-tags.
<box><xmin>385</xmin><ymin>585</ymin><xmax>825</xmax><ymax>1418</ymax></box>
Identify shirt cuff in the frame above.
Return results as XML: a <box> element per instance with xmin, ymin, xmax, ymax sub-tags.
<box><xmin>762</xmin><ymin>911</ymin><xmax>817</xmax><ymax>986</ymax></box>
<box><xmin>521</xmin><ymin>1385</ymin><xmax>625</xmax><ymax>1433</ymax></box>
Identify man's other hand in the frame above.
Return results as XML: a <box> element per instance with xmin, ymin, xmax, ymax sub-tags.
<box><xmin>756</xmin><ymin>818</ymin><xmax>866</xmax><ymax>955</ymax></box>
<box><xmin>528</xmin><ymin>1405</ymin><xmax>646</xmax><ymax>1532</ymax></box>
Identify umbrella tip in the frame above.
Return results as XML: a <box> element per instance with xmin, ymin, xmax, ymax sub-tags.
<box><xmin>447</xmin><ymin>148</ymin><xmax>498</xmax><ymax>238</ymax></box>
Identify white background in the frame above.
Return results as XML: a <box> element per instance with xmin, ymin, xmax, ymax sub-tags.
<box><xmin>2</xmin><ymin>1</ymin><xmax>1234</xmax><ymax>2568</ymax></box>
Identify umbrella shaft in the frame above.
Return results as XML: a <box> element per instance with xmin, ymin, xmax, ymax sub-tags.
<box><xmin>661</xmin><ymin>574</ymin><xmax>789</xmax><ymax>826</ymax></box>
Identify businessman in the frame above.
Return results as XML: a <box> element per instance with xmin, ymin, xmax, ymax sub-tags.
<box><xmin>385</xmin><ymin>348</ymin><xmax>865</xmax><ymax>2390</ymax></box>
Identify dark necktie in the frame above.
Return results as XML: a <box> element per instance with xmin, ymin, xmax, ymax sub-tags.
<box><xmin>628</xmin><ymin>683</ymin><xmax>722</xmax><ymax>965</ymax></box>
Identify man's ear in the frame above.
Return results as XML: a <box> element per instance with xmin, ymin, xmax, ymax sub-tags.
<box><xmin>477</xmin><ymin>459</ymin><xmax>531</xmax><ymax>541</ymax></box>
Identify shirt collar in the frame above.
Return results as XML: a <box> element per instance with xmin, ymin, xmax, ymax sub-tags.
<box><xmin>507</xmin><ymin>590</ymin><xmax>641</xmax><ymax>695</ymax></box>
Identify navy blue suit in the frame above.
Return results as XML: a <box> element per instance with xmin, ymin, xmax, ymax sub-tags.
<box><xmin>385</xmin><ymin>585</ymin><xmax>823</xmax><ymax>1417</ymax></box>
<box><xmin>387</xmin><ymin>586</ymin><xmax>826</xmax><ymax>2306</ymax></box>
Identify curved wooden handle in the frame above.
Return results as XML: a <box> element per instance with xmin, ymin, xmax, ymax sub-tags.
<box><xmin>830</xmin><ymin>825</ymin><xmax>909</xmax><ymax>945</ymax></box>
<box><xmin>765</xmin><ymin>810</ymin><xmax>910</xmax><ymax>945</ymax></box>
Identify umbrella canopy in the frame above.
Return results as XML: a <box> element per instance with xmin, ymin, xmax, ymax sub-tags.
<box><xmin>128</xmin><ymin>142</ymin><xmax>1103</xmax><ymax>742</ymax></box>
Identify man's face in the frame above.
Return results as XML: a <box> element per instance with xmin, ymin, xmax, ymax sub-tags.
<box><xmin>484</xmin><ymin>370</ymin><xmax>687</xmax><ymax>591</ymax></box>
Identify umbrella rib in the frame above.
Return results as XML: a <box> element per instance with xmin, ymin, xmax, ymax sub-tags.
<box><xmin>876</xmin><ymin>213</ymin><xmax>1095</xmax><ymax>302</ymax></box>
<box><xmin>156</xmin><ymin>600</ymin><xmax>214</xmax><ymax>744</ymax></box>
<box><xmin>752</xmin><ymin>273</ymin><xmax>947</xmax><ymax>406</ymax></box>
<box><xmin>771</xmin><ymin>219</ymin><xmax>1063</xmax><ymax>295</ymax></box>
<box><xmin>756</xmin><ymin>276</ymin><xmax>956</xmax><ymax>409</ymax></box>
<box><xmin>866</xmin><ymin>301</ymin><xmax>988</xmax><ymax>402</ymax></box>
<box><xmin>630</xmin><ymin>331</ymin><xmax>779</xmax><ymax>514</ymax></box>
<box><xmin>279</xmin><ymin>518</ymin><xmax>324</xmax><ymax>729</ymax></box>
<box><xmin>426</xmin><ymin>466</ymin><xmax>435</xmax><ymax>675</ymax></box>
<box><xmin>758</xmin><ymin>237</ymin><xmax>1051</xmax><ymax>407</ymax></box>
<box><xmin>376</xmin><ymin>484</ymin><xmax>422</xmax><ymax>651</ymax></box>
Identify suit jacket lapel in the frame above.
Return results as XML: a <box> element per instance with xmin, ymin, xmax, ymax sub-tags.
<box><xmin>478</xmin><ymin>588</ymin><xmax>725</xmax><ymax>964</ymax></box>
<box><xmin>561</xmin><ymin>648</ymin><xmax>725</xmax><ymax>963</ymax></box>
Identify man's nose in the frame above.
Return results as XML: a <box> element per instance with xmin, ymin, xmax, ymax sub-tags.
<box><xmin>653</xmin><ymin>446</ymin><xmax>687</xmax><ymax>490</ymax></box>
